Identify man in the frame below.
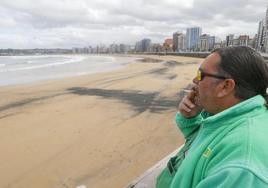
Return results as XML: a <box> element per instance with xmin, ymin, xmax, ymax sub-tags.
<box><xmin>156</xmin><ymin>46</ymin><xmax>268</xmax><ymax>187</ymax></box>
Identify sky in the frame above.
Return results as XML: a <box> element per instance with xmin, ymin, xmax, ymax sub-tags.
<box><xmin>0</xmin><ymin>0</ymin><xmax>267</xmax><ymax>49</ymax></box>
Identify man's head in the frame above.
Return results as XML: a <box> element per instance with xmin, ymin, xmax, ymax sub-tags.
<box><xmin>193</xmin><ymin>46</ymin><xmax>268</xmax><ymax>114</ymax></box>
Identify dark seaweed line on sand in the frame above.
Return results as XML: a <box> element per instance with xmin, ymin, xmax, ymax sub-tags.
<box><xmin>67</xmin><ymin>86</ymin><xmax>190</xmax><ymax>114</ymax></box>
<box><xmin>0</xmin><ymin>83</ymin><xmax>192</xmax><ymax>118</ymax></box>
<box><xmin>0</xmin><ymin>93</ymin><xmax>65</xmax><ymax>113</ymax></box>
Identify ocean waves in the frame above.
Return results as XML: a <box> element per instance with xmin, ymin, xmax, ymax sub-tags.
<box><xmin>0</xmin><ymin>55</ymin><xmax>87</xmax><ymax>72</ymax></box>
<box><xmin>0</xmin><ymin>55</ymin><xmax>135</xmax><ymax>86</ymax></box>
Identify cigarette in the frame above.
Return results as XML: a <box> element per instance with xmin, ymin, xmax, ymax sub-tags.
<box><xmin>183</xmin><ymin>89</ymin><xmax>192</xmax><ymax>93</ymax></box>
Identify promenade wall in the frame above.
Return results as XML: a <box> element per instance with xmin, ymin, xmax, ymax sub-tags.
<box><xmin>133</xmin><ymin>52</ymin><xmax>268</xmax><ymax>61</ymax></box>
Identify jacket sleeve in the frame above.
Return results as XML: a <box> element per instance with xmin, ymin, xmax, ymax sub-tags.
<box><xmin>196</xmin><ymin>166</ymin><xmax>268</xmax><ymax>188</ymax></box>
<box><xmin>175</xmin><ymin>112</ymin><xmax>202</xmax><ymax>139</ymax></box>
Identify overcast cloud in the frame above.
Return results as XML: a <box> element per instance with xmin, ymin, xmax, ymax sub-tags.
<box><xmin>0</xmin><ymin>0</ymin><xmax>267</xmax><ymax>48</ymax></box>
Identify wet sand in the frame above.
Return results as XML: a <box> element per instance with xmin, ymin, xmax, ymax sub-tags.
<box><xmin>0</xmin><ymin>55</ymin><xmax>202</xmax><ymax>188</ymax></box>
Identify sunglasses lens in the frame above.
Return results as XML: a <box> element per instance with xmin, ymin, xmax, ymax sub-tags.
<box><xmin>197</xmin><ymin>70</ymin><xmax>202</xmax><ymax>81</ymax></box>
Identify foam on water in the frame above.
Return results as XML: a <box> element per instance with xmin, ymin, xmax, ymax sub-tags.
<box><xmin>0</xmin><ymin>56</ymin><xmax>87</xmax><ymax>73</ymax></box>
<box><xmin>0</xmin><ymin>55</ymin><xmax>136</xmax><ymax>86</ymax></box>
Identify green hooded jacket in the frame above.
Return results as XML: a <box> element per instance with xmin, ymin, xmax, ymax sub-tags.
<box><xmin>156</xmin><ymin>95</ymin><xmax>268</xmax><ymax>188</ymax></box>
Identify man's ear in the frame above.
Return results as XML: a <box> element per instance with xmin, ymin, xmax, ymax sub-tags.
<box><xmin>217</xmin><ymin>79</ymin><xmax>236</xmax><ymax>98</ymax></box>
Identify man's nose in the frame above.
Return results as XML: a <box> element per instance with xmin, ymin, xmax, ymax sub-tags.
<box><xmin>193</xmin><ymin>77</ymin><xmax>198</xmax><ymax>84</ymax></box>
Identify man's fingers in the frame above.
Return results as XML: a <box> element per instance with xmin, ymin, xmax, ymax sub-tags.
<box><xmin>183</xmin><ymin>97</ymin><xmax>196</xmax><ymax>109</ymax></box>
<box><xmin>180</xmin><ymin>103</ymin><xmax>191</xmax><ymax>113</ymax></box>
<box><xmin>178</xmin><ymin>87</ymin><xmax>201</xmax><ymax>118</ymax></box>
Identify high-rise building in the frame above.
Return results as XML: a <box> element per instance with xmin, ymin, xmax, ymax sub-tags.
<box><xmin>256</xmin><ymin>20</ymin><xmax>265</xmax><ymax>51</ymax></box>
<box><xmin>177</xmin><ymin>33</ymin><xmax>186</xmax><ymax>51</ymax></box>
<box><xmin>186</xmin><ymin>27</ymin><xmax>202</xmax><ymax>51</ymax></box>
<box><xmin>226</xmin><ymin>34</ymin><xmax>234</xmax><ymax>46</ymax></box>
<box><xmin>266</xmin><ymin>6</ymin><xmax>268</xmax><ymax>30</ymax></box>
<box><xmin>173</xmin><ymin>31</ymin><xmax>180</xmax><ymax>52</ymax></box>
<box><xmin>198</xmin><ymin>34</ymin><xmax>210</xmax><ymax>51</ymax></box>
<box><xmin>141</xmin><ymin>38</ymin><xmax>151</xmax><ymax>52</ymax></box>
<box><xmin>198</xmin><ymin>34</ymin><xmax>215</xmax><ymax>51</ymax></box>
<box><xmin>209</xmin><ymin>36</ymin><xmax>216</xmax><ymax>50</ymax></box>
<box><xmin>265</xmin><ymin>6</ymin><xmax>268</xmax><ymax>52</ymax></box>
<box><xmin>172</xmin><ymin>32</ymin><xmax>186</xmax><ymax>52</ymax></box>
<box><xmin>256</xmin><ymin>6</ymin><xmax>268</xmax><ymax>52</ymax></box>
<box><xmin>135</xmin><ymin>39</ymin><xmax>151</xmax><ymax>52</ymax></box>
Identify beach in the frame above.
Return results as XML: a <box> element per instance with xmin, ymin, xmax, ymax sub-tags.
<box><xmin>0</xmin><ymin>55</ymin><xmax>202</xmax><ymax>188</ymax></box>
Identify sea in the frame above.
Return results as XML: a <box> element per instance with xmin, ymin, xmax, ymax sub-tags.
<box><xmin>0</xmin><ymin>55</ymin><xmax>137</xmax><ymax>86</ymax></box>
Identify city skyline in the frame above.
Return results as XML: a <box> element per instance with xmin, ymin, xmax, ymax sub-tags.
<box><xmin>0</xmin><ymin>0</ymin><xmax>267</xmax><ymax>49</ymax></box>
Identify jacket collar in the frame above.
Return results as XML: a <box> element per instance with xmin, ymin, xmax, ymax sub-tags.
<box><xmin>201</xmin><ymin>95</ymin><xmax>266</xmax><ymax>128</ymax></box>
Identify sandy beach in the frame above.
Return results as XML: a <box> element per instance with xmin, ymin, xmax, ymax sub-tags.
<box><xmin>0</xmin><ymin>55</ymin><xmax>202</xmax><ymax>188</ymax></box>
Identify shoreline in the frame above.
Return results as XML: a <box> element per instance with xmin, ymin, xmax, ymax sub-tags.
<box><xmin>0</xmin><ymin>55</ymin><xmax>139</xmax><ymax>88</ymax></box>
<box><xmin>0</xmin><ymin>55</ymin><xmax>202</xmax><ymax>188</ymax></box>
<box><xmin>0</xmin><ymin>54</ymin><xmax>202</xmax><ymax>89</ymax></box>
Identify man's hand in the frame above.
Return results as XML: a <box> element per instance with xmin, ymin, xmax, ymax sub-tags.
<box><xmin>178</xmin><ymin>89</ymin><xmax>202</xmax><ymax>118</ymax></box>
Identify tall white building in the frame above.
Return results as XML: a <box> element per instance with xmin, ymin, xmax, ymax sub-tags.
<box><xmin>198</xmin><ymin>34</ymin><xmax>210</xmax><ymax>51</ymax></box>
<box><xmin>178</xmin><ymin>33</ymin><xmax>186</xmax><ymax>51</ymax></box>
<box><xmin>198</xmin><ymin>34</ymin><xmax>215</xmax><ymax>51</ymax></box>
<box><xmin>174</xmin><ymin>33</ymin><xmax>186</xmax><ymax>52</ymax></box>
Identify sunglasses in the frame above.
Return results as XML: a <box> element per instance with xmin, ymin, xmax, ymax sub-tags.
<box><xmin>197</xmin><ymin>69</ymin><xmax>229</xmax><ymax>81</ymax></box>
